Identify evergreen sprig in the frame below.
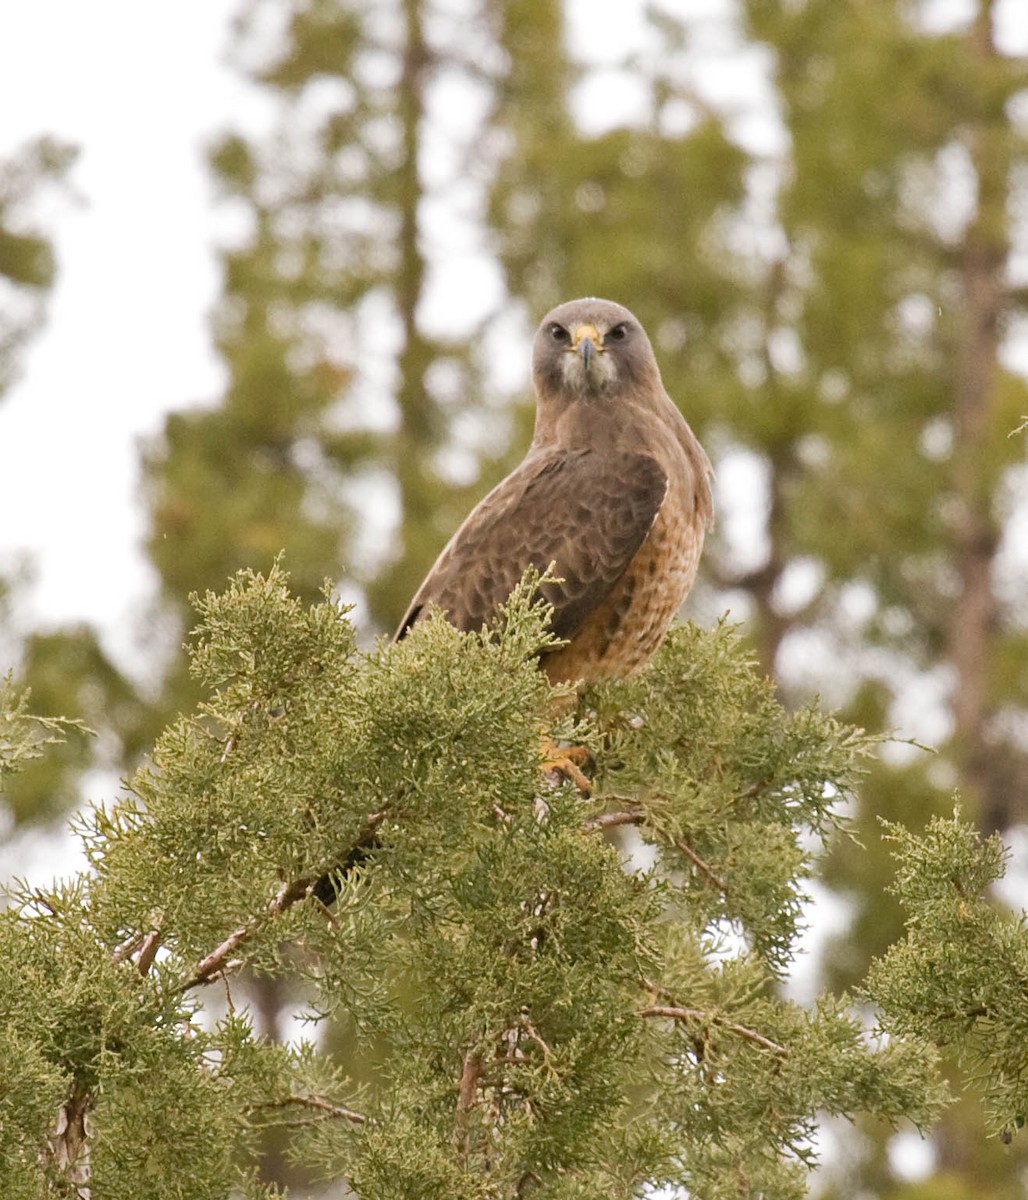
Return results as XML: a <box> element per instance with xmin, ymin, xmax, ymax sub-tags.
<box><xmin>0</xmin><ymin>673</ymin><xmax>85</xmax><ymax>789</ymax></box>
<box><xmin>867</xmin><ymin>810</ymin><xmax>1028</xmax><ymax>1141</ymax></box>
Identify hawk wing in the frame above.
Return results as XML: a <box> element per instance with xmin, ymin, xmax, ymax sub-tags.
<box><xmin>395</xmin><ymin>448</ymin><xmax>668</xmax><ymax>647</ymax></box>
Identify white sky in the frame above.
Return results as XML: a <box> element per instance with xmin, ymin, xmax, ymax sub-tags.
<box><xmin>0</xmin><ymin>2</ymin><xmax>241</xmax><ymax>660</ymax></box>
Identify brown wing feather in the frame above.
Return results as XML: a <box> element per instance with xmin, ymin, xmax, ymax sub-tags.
<box><xmin>395</xmin><ymin>449</ymin><xmax>668</xmax><ymax>645</ymax></box>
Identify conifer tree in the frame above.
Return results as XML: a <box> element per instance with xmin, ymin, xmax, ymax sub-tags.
<box><xmin>0</xmin><ymin>136</ymin><xmax>73</xmax><ymax>395</ymax></box>
<box><xmin>741</xmin><ymin>4</ymin><xmax>1028</xmax><ymax>1193</ymax></box>
<box><xmin>868</xmin><ymin>809</ymin><xmax>1028</xmax><ymax>1145</ymax></box>
<box><xmin>0</xmin><ymin>565</ymin><xmax>949</xmax><ymax>1200</ymax></box>
<box><xmin>488</xmin><ymin>1</ymin><xmax>750</xmax><ymax>462</ymax></box>
<box><xmin>6</xmin><ymin>5</ymin><xmax>1028</xmax><ymax>1195</ymax></box>
<box><xmin>0</xmin><ymin>136</ymin><xmax>139</xmax><ymax>829</ymax></box>
<box><xmin>737</xmin><ymin>0</ymin><xmax>1028</xmax><ymax>812</ymax></box>
<box><xmin>143</xmin><ymin>0</ymin><xmax>520</xmax><ymax>644</ymax></box>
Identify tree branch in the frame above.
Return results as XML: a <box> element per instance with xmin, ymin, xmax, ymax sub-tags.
<box><xmin>113</xmin><ymin>923</ymin><xmax>163</xmax><ymax>976</ymax></box>
<box><xmin>178</xmin><ymin>876</ymin><xmax>311</xmax><ymax>992</ymax></box>
<box><xmin>639</xmin><ymin>977</ymin><xmax>786</xmax><ymax>1057</ymax></box>
<box><xmin>581</xmin><ymin>801</ymin><xmax>726</xmax><ymax>890</ymax></box>
<box><xmin>673</xmin><ymin>837</ymin><xmax>727</xmax><ymax>892</ymax></box>
<box><xmin>43</xmin><ymin>1082</ymin><xmax>92</xmax><ymax>1197</ymax></box>
<box><xmin>136</xmin><ymin>929</ymin><xmax>162</xmax><ymax>976</ymax></box>
<box><xmin>246</xmin><ymin>1094</ymin><xmax>366</xmax><ymax>1127</ymax></box>
<box><xmin>453</xmin><ymin>1047</ymin><xmax>482</xmax><ymax>1163</ymax></box>
<box><xmin>638</xmin><ymin>1004</ymin><xmax>786</xmax><ymax>1055</ymax></box>
<box><xmin>178</xmin><ymin>813</ymin><xmax>388</xmax><ymax>991</ymax></box>
<box><xmin>111</xmin><ymin>930</ymin><xmax>144</xmax><ymax>965</ymax></box>
<box><xmin>582</xmin><ymin>810</ymin><xmax>645</xmax><ymax>833</ymax></box>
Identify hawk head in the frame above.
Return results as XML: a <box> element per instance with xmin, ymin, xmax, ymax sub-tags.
<box><xmin>531</xmin><ymin>297</ymin><xmax>661</xmax><ymax>404</ymax></box>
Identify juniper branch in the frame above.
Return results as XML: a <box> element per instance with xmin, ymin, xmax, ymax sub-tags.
<box><xmin>246</xmin><ymin>1094</ymin><xmax>367</xmax><ymax>1127</ymax></box>
<box><xmin>453</xmin><ymin>1047</ymin><xmax>483</xmax><ymax>1163</ymax></box>
<box><xmin>136</xmin><ymin>929</ymin><xmax>162</xmax><ymax>977</ymax></box>
<box><xmin>177</xmin><ymin>810</ymin><xmax>388</xmax><ymax>989</ymax></box>
<box><xmin>178</xmin><ymin>876</ymin><xmax>311</xmax><ymax>992</ymax></box>
<box><xmin>582</xmin><ymin>810</ymin><xmax>645</xmax><ymax>832</ymax></box>
<box><xmin>673</xmin><ymin>837</ymin><xmax>727</xmax><ymax>892</ymax></box>
<box><xmin>639</xmin><ymin>977</ymin><xmax>786</xmax><ymax>1056</ymax></box>
<box><xmin>583</xmin><ymin>798</ymin><xmax>727</xmax><ymax>891</ymax></box>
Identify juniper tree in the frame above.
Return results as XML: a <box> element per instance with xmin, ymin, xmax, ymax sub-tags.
<box><xmin>0</xmin><ymin>566</ymin><xmax>946</xmax><ymax>1199</ymax></box>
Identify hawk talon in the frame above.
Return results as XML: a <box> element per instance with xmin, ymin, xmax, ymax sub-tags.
<box><xmin>541</xmin><ymin>739</ymin><xmax>593</xmax><ymax>796</ymax></box>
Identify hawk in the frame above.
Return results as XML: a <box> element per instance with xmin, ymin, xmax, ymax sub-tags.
<box><xmin>396</xmin><ymin>297</ymin><xmax>712</xmax><ymax>684</ymax></box>
<box><xmin>314</xmin><ymin>299</ymin><xmax>712</xmax><ymax>900</ymax></box>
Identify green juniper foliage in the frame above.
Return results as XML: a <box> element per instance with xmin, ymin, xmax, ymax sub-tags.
<box><xmin>1</xmin><ymin>566</ymin><xmax>945</xmax><ymax>1198</ymax></box>
<box><xmin>0</xmin><ymin>674</ymin><xmax>84</xmax><ymax>789</ymax></box>
<box><xmin>867</xmin><ymin>810</ymin><xmax>1028</xmax><ymax>1143</ymax></box>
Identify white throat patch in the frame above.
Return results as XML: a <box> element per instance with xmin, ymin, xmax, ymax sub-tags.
<box><xmin>559</xmin><ymin>349</ymin><xmax>618</xmax><ymax>395</ymax></box>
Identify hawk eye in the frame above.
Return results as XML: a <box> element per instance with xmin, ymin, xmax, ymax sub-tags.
<box><xmin>607</xmin><ymin>323</ymin><xmax>628</xmax><ymax>341</ymax></box>
<box><xmin>549</xmin><ymin>323</ymin><xmax>570</xmax><ymax>343</ymax></box>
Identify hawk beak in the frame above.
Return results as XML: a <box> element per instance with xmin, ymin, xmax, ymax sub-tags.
<box><xmin>570</xmin><ymin>323</ymin><xmax>603</xmax><ymax>368</ymax></box>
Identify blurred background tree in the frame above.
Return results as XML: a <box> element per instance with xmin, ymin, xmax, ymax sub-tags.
<box><xmin>736</xmin><ymin>5</ymin><xmax>1028</xmax><ymax>1191</ymax></box>
<box><xmin>0</xmin><ymin>136</ymin><xmax>150</xmax><ymax>828</ymax></box>
<box><xmin>0</xmin><ymin>137</ymin><xmax>73</xmax><ymax>396</ymax></box>
<box><xmin>3</xmin><ymin>0</ymin><xmax>1028</xmax><ymax>1195</ymax></box>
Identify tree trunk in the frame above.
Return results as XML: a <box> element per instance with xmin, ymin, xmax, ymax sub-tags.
<box><xmin>948</xmin><ymin>0</ymin><xmax>1006</xmax><ymax>827</ymax></box>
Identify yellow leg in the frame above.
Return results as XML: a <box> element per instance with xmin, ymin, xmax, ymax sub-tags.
<box><xmin>540</xmin><ymin>738</ymin><xmax>593</xmax><ymax>796</ymax></box>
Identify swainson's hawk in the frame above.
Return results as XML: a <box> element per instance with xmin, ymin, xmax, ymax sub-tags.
<box><xmin>396</xmin><ymin>298</ymin><xmax>712</xmax><ymax>683</ymax></box>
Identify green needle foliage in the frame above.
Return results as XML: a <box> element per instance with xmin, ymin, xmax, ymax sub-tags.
<box><xmin>0</xmin><ymin>566</ymin><xmax>946</xmax><ymax>1198</ymax></box>
<box><xmin>0</xmin><ymin>674</ymin><xmax>83</xmax><ymax>791</ymax></box>
<box><xmin>868</xmin><ymin>810</ymin><xmax>1028</xmax><ymax>1143</ymax></box>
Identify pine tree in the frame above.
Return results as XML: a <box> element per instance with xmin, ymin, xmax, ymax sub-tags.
<box><xmin>737</xmin><ymin>0</ymin><xmax>1028</xmax><ymax>809</ymax></box>
<box><xmin>737</xmin><ymin>3</ymin><xmax>1028</xmax><ymax>1192</ymax></box>
<box><xmin>488</xmin><ymin>1</ymin><xmax>750</xmax><ymax>465</ymax></box>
